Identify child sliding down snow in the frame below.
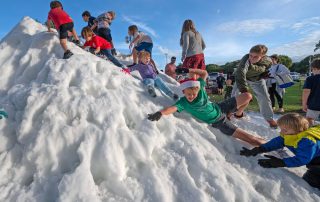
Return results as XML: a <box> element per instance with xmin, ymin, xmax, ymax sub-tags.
<box><xmin>240</xmin><ymin>113</ymin><xmax>320</xmax><ymax>189</ymax></box>
<box><xmin>123</xmin><ymin>51</ymin><xmax>178</xmax><ymax>100</ymax></box>
<box><xmin>81</xmin><ymin>27</ymin><xmax>126</xmax><ymax>68</ymax></box>
<box><xmin>148</xmin><ymin>68</ymin><xmax>265</xmax><ymax>146</ymax></box>
<box><xmin>47</xmin><ymin>1</ymin><xmax>80</xmax><ymax>59</ymax></box>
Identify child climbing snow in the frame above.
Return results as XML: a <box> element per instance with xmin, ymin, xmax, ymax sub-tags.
<box><xmin>148</xmin><ymin>68</ymin><xmax>265</xmax><ymax>146</ymax></box>
<box><xmin>123</xmin><ymin>51</ymin><xmax>178</xmax><ymax>100</ymax></box>
<box><xmin>47</xmin><ymin>1</ymin><xmax>80</xmax><ymax>59</ymax></box>
<box><xmin>81</xmin><ymin>27</ymin><xmax>126</xmax><ymax>68</ymax></box>
<box><xmin>240</xmin><ymin>113</ymin><xmax>320</xmax><ymax>189</ymax></box>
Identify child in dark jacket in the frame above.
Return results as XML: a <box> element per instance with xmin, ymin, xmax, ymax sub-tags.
<box><xmin>240</xmin><ymin>113</ymin><xmax>320</xmax><ymax>189</ymax></box>
<box><xmin>123</xmin><ymin>51</ymin><xmax>178</xmax><ymax>100</ymax></box>
<box><xmin>81</xmin><ymin>27</ymin><xmax>125</xmax><ymax>68</ymax></box>
<box><xmin>47</xmin><ymin>1</ymin><xmax>80</xmax><ymax>59</ymax></box>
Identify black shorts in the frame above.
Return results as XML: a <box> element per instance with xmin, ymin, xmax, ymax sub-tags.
<box><xmin>211</xmin><ymin>97</ymin><xmax>238</xmax><ymax>136</ymax></box>
<box><xmin>59</xmin><ymin>22</ymin><xmax>74</xmax><ymax>39</ymax></box>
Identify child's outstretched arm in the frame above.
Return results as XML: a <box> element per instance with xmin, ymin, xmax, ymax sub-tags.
<box><xmin>175</xmin><ymin>68</ymin><xmax>208</xmax><ymax>80</ymax></box>
<box><xmin>46</xmin><ymin>20</ymin><xmax>53</xmax><ymax>32</ymax></box>
<box><xmin>147</xmin><ymin>106</ymin><xmax>177</xmax><ymax>121</ymax></box>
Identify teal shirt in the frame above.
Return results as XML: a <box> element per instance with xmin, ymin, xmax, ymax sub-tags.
<box><xmin>175</xmin><ymin>78</ymin><xmax>222</xmax><ymax>124</ymax></box>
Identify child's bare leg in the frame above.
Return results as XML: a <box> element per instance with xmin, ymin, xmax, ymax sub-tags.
<box><xmin>235</xmin><ymin>92</ymin><xmax>252</xmax><ymax>116</ymax></box>
<box><xmin>71</xmin><ymin>28</ymin><xmax>79</xmax><ymax>41</ymax></box>
<box><xmin>232</xmin><ymin>128</ymin><xmax>266</xmax><ymax>146</ymax></box>
<box><xmin>60</xmin><ymin>39</ymin><xmax>68</xmax><ymax>52</ymax></box>
<box><xmin>132</xmin><ymin>49</ymin><xmax>138</xmax><ymax>64</ymax></box>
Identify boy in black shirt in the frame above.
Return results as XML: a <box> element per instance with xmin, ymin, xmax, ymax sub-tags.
<box><xmin>303</xmin><ymin>59</ymin><xmax>320</xmax><ymax>125</ymax></box>
<box><xmin>82</xmin><ymin>11</ymin><xmax>98</xmax><ymax>34</ymax></box>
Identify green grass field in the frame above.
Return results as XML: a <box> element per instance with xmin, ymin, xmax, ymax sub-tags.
<box><xmin>209</xmin><ymin>80</ymin><xmax>305</xmax><ymax>114</ymax></box>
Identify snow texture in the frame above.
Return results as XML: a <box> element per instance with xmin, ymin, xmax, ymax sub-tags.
<box><xmin>0</xmin><ymin>17</ymin><xmax>319</xmax><ymax>202</ymax></box>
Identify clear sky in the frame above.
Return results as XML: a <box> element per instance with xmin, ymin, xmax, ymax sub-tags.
<box><xmin>1</xmin><ymin>0</ymin><xmax>319</xmax><ymax>69</ymax></box>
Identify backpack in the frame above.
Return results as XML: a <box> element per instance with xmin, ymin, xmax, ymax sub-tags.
<box><xmin>274</xmin><ymin>65</ymin><xmax>294</xmax><ymax>88</ymax></box>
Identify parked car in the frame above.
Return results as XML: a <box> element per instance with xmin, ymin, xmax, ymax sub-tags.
<box><xmin>290</xmin><ymin>72</ymin><xmax>300</xmax><ymax>81</ymax></box>
<box><xmin>207</xmin><ymin>72</ymin><xmax>219</xmax><ymax>87</ymax></box>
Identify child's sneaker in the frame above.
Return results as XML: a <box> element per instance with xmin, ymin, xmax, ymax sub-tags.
<box><xmin>72</xmin><ymin>39</ymin><xmax>81</xmax><ymax>46</ymax></box>
<box><xmin>147</xmin><ymin>86</ymin><xmax>157</xmax><ymax>97</ymax></box>
<box><xmin>278</xmin><ymin>108</ymin><xmax>284</xmax><ymax>113</ymax></box>
<box><xmin>63</xmin><ymin>50</ymin><xmax>73</xmax><ymax>59</ymax></box>
<box><xmin>173</xmin><ymin>94</ymin><xmax>179</xmax><ymax>101</ymax></box>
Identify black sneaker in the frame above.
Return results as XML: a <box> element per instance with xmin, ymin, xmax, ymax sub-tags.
<box><xmin>173</xmin><ymin>94</ymin><xmax>179</xmax><ymax>101</ymax></box>
<box><xmin>63</xmin><ymin>50</ymin><xmax>73</xmax><ymax>59</ymax></box>
<box><xmin>147</xmin><ymin>86</ymin><xmax>157</xmax><ymax>97</ymax></box>
<box><xmin>72</xmin><ymin>39</ymin><xmax>81</xmax><ymax>46</ymax></box>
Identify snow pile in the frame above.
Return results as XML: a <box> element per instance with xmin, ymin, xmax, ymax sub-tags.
<box><xmin>0</xmin><ymin>17</ymin><xmax>319</xmax><ymax>202</ymax></box>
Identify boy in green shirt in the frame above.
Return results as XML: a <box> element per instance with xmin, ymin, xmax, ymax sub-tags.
<box><xmin>148</xmin><ymin>68</ymin><xmax>265</xmax><ymax>146</ymax></box>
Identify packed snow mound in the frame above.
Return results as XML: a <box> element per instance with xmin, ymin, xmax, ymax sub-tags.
<box><xmin>0</xmin><ymin>17</ymin><xmax>319</xmax><ymax>202</ymax></box>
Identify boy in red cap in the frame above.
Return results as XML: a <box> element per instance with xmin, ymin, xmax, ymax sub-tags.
<box><xmin>47</xmin><ymin>1</ymin><xmax>80</xmax><ymax>59</ymax></box>
<box><xmin>148</xmin><ymin>68</ymin><xmax>265</xmax><ymax>146</ymax></box>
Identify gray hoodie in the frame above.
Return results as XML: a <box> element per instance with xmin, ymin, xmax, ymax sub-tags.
<box><xmin>182</xmin><ymin>31</ymin><xmax>206</xmax><ymax>59</ymax></box>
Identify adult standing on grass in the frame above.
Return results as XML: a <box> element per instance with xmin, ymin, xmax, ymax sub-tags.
<box><xmin>232</xmin><ymin>44</ymin><xmax>278</xmax><ymax>128</ymax></box>
<box><xmin>180</xmin><ymin>20</ymin><xmax>206</xmax><ymax>71</ymax></box>
<box><xmin>267</xmin><ymin>54</ymin><xmax>290</xmax><ymax>113</ymax></box>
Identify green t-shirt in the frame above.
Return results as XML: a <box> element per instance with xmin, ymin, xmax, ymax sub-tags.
<box><xmin>175</xmin><ymin>78</ymin><xmax>222</xmax><ymax>124</ymax></box>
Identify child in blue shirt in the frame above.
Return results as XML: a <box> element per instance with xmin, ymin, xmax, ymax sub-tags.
<box><xmin>240</xmin><ymin>113</ymin><xmax>320</xmax><ymax>189</ymax></box>
<box><xmin>302</xmin><ymin>59</ymin><xmax>320</xmax><ymax>126</ymax></box>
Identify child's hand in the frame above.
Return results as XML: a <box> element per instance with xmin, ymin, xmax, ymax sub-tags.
<box><xmin>240</xmin><ymin>147</ymin><xmax>265</xmax><ymax>157</ymax></box>
<box><xmin>0</xmin><ymin>110</ymin><xmax>8</xmax><ymax>119</ymax></box>
<box><xmin>175</xmin><ymin>68</ymin><xmax>189</xmax><ymax>74</ymax></box>
<box><xmin>302</xmin><ymin>104</ymin><xmax>307</xmax><ymax>112</ymax></box>
<box><xmin>129</xmin><ymin>43</ymin><xmax>133</xmax><ymax>49</ymax></box>
<box><xmin>258</xmin><ymin>155</ymin><xmax>286</xmax><ymax>168</ymax></box>
<box><xmin>147</xmin><ymin>112</ymin><xmax>162</xmax><ymax>121</ymax></box>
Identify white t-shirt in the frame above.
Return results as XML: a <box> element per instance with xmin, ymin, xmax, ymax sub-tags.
<box><xmin>133</xmin><ymin>32</ymin><xmax>152</xmax><ymax>46</ymax></box>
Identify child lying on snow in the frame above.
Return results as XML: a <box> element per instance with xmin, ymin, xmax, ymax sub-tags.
<box><xmin>123</xmin><ymin>51</ymin><xmax>178</xmax><ymax>100</ymax></box>
<box><xmin>240</xmin><ymin>113</ymin><xmax>320</xmax><ymax>189</ymax></box>
<box><xmin>81</xmin><ymin>27</ymin><xmax>126</xmax><ymax>68</ymax></box>
<box><xmin>147</xmin><ymin>68</ymin><xmax>265</xmax><ymax>146</ymax></box>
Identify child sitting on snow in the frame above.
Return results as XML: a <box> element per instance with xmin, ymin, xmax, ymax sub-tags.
<box><xmin>47</xmin><ymin>1</ymin><xmax>80</xmax><ymax>59</ymax></box>
<box><xmin>81</xmin><ymin>27</ymin><xmax>126</xmax><ymax>68</ymax></box>
<box><xmin>123</xmin><ymin>51</ymin><xmax>178</xmax><ymax>100</ymax></box>
<box><xmin>147</xmin><ymin>68</ymin><xmax>265</xmax><ymax>146</ymax></box>
<box><xmin>240</xmin><ymin>113</ymin><xmax>320</xmax><ymax>189</ymax></box>
<box><xmin>127</xmin><ymin>25</ymin><xmax>159</xmax><ymax>73</ymax></box>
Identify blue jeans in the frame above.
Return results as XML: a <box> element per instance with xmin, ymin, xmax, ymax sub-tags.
<box><xmin>100</xmin><ymin>49</ymin><xmax>124</xmax><ymax>68</ymax></box>
<box><xmin>143</xmin><ymin>77</ymin><xmax>174</xmax><ymax>97</ymax></box>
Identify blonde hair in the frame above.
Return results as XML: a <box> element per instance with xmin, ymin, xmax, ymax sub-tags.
<box><xmin>81</xmin><ymin>27</ymin><xmax>94</xmax><ymax>38</ymax></box>
<box><xmin>138</xmin><ymin>51</ymin><xmax>150</xmax><ymax>60</ymax></box>
<box><xmin>277</xmin><ymin>113</ymin><xmax>309</xmax><ymax>133</ymax></box>
<box><xmin>250</xmin><ymin>44</ymin><xmax>268</xmax><ymax>55</ymax></box>
<box><xmin>107</xmin><ymin>11</ymin><xmax>116</xmax><ymax>19</ymax></box>
<box><xmin>180</xmin><ymin>19</ymin><xmax>198</xmax><ymax>46</ymax></box>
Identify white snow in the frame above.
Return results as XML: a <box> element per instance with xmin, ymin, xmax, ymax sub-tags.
<box><xmin>0</xmin><ymin>17</ymin><xmax>319</xmax><ymax>202</ymax></box>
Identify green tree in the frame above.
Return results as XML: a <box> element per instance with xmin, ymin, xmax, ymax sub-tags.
<box><xmin>220</xmin><ymin>60</ymin><xmax>240</xmax><ymax>73</ymax></box>
<box><xmin>206</xmin><ymin>64</ymin><xmax>221</xmax><ymax>73</ymax></box>
<box><xmin>278</xmin><ymin>55</ymin><xmax>293</xmax><ymax>69</ymax></box>
<box><xmin>291</xmin><ymin>54</ymin><xmax>320</xmax><ymax>73</ymax></box>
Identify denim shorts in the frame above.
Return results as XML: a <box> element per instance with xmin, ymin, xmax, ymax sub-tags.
<box><xmin>135</xmin><ymin>42</ymin><xmax>153</xmax><ymax>55</ymax></box>
<box><xmin>211</xmin><ymin>97</ymin><xmax>238</xmax><ymax>136</ymax></box>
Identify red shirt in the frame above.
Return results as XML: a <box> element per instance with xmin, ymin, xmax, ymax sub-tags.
<box><xmin>83</xmin><ymin>35</ymin><xmax>112</xmax><ymax>50</ymax></box>
<box><xmin>48</xmin><ymin>8</ymin><xmax>73</xmax><ymax>29</ymax></box>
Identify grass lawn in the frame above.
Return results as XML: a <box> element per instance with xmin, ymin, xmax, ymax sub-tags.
<box><xmin>209</xmin><ymin>80</ymin><xmax>305</xmax><ymax>114</ymax></box>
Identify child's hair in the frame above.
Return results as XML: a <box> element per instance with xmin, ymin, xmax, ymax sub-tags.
<box><xmin>107</xmin><ymin>11</ymin><xmax>116</xmax><ymax>19</ymax></box>
<box><xmin>81</xmin><ymin>27</ymin><xmax>94</xmax><ymax>38</ymax></box>
<box><xmin>226</xmin><ymin>79</ymin><xmax>232</xmax><ymax>86</ymax></box>
<box><xmin>180</xmin><ymin>19</ymin><xmax>197</xmax><ymax>46</ymax></box>
<box><xmin>138</xmin><ymin>51</ymin><xmax>150</xmax><ymax>59</ymax></box>
<box><xmin>82</xmin><ymin>11</ymin><xmax>91</xmax><ymax>17</ymax></box>
<box><xmin>270</xmin><ymin>54</ymin><xmax>279</xmax><ymax>63</ymax></box>
<box><xmin>311</xmin><ymin>59</ymin><xmax>320</xmax><ymax>70</ymax></box>
<box><xmin>128</xmin><ymin>25</ymin><xmax>138</xmax><ymax>34</ymax></box>
<box><xmin>50</xmin><ymin>1</ymin><xmax>62</xmax><ymax>9</ymax></box>
<box><xmin>250</xmin><ymin>44</ymin><xmax>268</xmax><ymax>55</ymax></box>
<box><xmin>277</xmin><ymin>113</ymin><xmax>309</xmax><ymax>133</ymax></box>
